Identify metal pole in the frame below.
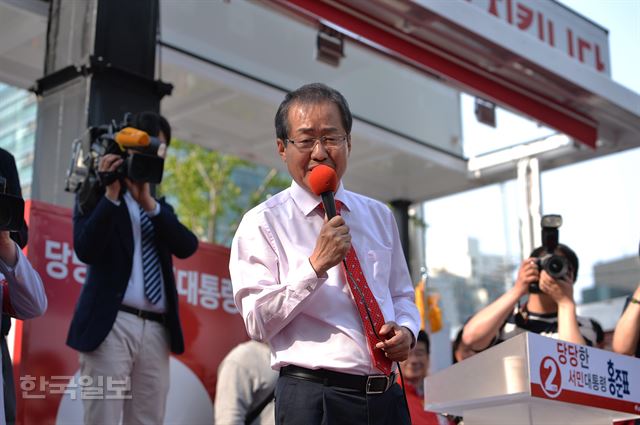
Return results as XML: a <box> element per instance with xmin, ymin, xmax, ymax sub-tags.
<box><xmin>516</xmin><ymin>157</ymin><xmax>542</xmax><ymax>260</ymax></box>
<box><xmin>390</xmin><ymin>199</ymin><xmax>411</xmax><ymax>272</ymax></box>
<box><xmin>31</xmin><ymin>0</ymin><xmax>169</xmax><ymax>207</ymax></box>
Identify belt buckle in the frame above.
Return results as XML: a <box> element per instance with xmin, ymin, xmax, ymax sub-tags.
<box><xmin>136</xmin><ymin>309</ymin><xmax>145</xmax><ymax>319</ymax></box>
<box><xmin>366</xmin><ymin>375</ymin><xmax>389</xmax><ymax>395</ymax></box>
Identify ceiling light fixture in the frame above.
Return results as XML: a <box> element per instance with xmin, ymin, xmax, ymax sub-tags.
<box><xmin>316</xmin><ymin>24</ymin><xmax>345</xmax><ymax>67</ymax></box>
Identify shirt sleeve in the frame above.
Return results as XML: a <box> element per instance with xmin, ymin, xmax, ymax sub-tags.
<box><xmin>0</xmin><ymin>243</ymin><xmax>47</xmax><ymax>319</ymax></box>
<box><xmin>385</xmin><ymin>209</ymin><xmax>420</xmax><ymax>339</ymax></box>
<box><xmin>230</xmin><ymin>212</ymin><xmax>327</xmax><ymax>342</ymax></box>
<box><xmin>146</xmin><ymin>200</ymin><xmax>161</xmax><ymax>217</ymax></box>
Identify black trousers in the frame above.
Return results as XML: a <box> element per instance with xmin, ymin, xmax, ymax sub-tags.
<box><xmin>275</xmin><ymin>375</ymin><xmax>410</xmax><ymax>425</ymax></box>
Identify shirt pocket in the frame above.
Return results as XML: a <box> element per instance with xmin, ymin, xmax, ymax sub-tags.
<box><xmin>366</xmin><ymin>249</ymin><xmax>392</xmax><ymax>303</ymax></box>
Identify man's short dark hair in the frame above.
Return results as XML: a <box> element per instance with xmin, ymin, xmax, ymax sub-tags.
<box><xmin>134</xmin><ymin>111</ymin><xmax>171</xmax><ymax>145</ymax></box>
<box><xmin>274</xmin><ymin>83</ymin><xmax>352</xmax><ymax>143</ymax></box>
<box><xmin>416</xmin><ymin>330</ymin><xmax>430</xmax><ymax>355</ymax></box>
<box><xmin>530</xmin><ymin>243</ymin><xmax>579</xmax><ymax>281</ymax></box>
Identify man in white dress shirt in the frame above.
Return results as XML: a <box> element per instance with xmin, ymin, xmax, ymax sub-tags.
<box><xmin>230</xmin><ymin>83</ymin><xmax>420</xmax><ymax>425</ymax></box>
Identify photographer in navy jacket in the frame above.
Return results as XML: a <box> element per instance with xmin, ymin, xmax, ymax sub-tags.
<box><xmin>66</xmin><ymin>112</ymin><xmax>198</xmax><ymax>424</ymax></box>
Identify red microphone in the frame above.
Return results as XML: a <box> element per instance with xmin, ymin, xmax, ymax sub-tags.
<box><xmin>309</xmin><ymin>165</ymin><xmax>338</xmax><ymax>219</ymax></box>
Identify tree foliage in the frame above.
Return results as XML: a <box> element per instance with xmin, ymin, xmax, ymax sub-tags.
<box><xmin>160</xmin><ymin>139</ymin><xmax>290</xmax><ymax>245</ymax></box>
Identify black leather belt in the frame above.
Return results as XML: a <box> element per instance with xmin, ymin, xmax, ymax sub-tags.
<box><xmin>280</xmin><ymin>365</ymin><xmax>396</xmax><ymax>395</ymax></box>
<box><xmin>119</xmin><ymin>305</ymin><xmax>166</xmax><ymax>325</ymax></box>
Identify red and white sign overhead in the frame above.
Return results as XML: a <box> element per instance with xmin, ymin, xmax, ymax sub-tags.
<box><xmin>418</xmin><ymin>0</ymin><xmax>611</xmax><ymax>76</ymax></box>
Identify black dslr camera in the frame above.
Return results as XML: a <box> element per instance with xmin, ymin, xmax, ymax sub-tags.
<box><xmin>65</xmin><ymin>113</ymin><xmax>165</xmax><ymax>214</ymax></box>
<box><xmin>529</xmin><ymin>214</ymin><xmax>571</xmax><ymax>293</ymax></box>
<box><xmin>0</xmin><ymin>176</ymin><xmax>24</xmax><ymax>231</ymax></box>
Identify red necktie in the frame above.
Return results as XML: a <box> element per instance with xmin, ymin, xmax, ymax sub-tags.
<box><xmin>324</xmin><ymin>201</ymin><xmax>392</xmax><ymax>375</ymax></box>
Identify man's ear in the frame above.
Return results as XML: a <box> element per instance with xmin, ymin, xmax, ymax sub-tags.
<box><xmin>277</xmin><ymin>139</ymin><xmax>287</xmax><ymax>162</ymax></box>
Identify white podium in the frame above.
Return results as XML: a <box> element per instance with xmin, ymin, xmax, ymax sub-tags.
<box><xmin>425</xmin><ymin>332</ymin><xmax>640</xmax><ymax>425</ymax></box>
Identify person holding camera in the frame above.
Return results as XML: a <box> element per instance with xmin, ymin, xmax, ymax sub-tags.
<box><xmin>460</xmin><ymin>243</ymin><xmax>603</xmax><ymax>357</ymax></box>
<box><xmin>66</xmin><ymin>112</ymin><xmax>198</xmax><ymax>424</ymax></box>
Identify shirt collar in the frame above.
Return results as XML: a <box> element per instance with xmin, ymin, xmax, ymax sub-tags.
<box><xmin>290</xmin><ymin>179</ymin><xmax>350</xmax><ymax>216</ymax></box>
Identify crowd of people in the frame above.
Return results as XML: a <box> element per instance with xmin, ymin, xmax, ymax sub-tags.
<box><xmin>1</xmin><ymin>83</ymin><xmax>638</xmax><ymax>425</ymax></box>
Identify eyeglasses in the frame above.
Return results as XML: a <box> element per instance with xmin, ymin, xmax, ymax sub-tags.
<box><xmin>285</xmin><ymin>134</ymin><xmax>348</xmax><ymax>151</ymax></box>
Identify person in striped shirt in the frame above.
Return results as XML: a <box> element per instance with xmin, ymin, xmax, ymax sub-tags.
<box><xmin>459</xmin><ymin>243</ymin><xmax>603</xmax><ymax>357</ymax></box>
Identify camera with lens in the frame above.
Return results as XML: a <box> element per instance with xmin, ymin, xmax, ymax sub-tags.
<box><xmin>529</xmin><ymin>214</ymin><xmax>571</xmax><ymax>293</ymax></box>
<box><xmin>0</xmin><ymin>176</ymin><xmax>24</xmax><ymax>232</ymax></box>
<box><xmin>65</xmin><ymin>113</ymin><xmax>165</xmax><ymax>214</ymax></box>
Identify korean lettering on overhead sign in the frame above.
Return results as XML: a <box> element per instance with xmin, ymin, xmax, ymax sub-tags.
<box><xmin>465</xmin><ymin>0</ymin><xmax>609</xmax><ymax>74</ymax></box>
<box><xmin>44</xmin><ymin>238</ymin><xmax>238</xmax><ymax>315</ymax></box>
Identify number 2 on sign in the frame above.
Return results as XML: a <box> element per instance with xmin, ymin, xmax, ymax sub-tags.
<box><xmin>540</xmin><ymin>356</ymin><xmax>562</xmax><ymax>398</ymax></box>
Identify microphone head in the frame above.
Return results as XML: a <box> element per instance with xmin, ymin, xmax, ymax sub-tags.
<box><xmin>309</xmin><ymin>165</ymin><xmax>338</xmax><ymax>196</ymax></box>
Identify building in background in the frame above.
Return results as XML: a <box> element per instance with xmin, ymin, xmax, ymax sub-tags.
<box><xmin>582</xmin><ymin>256</ymin><xmax>640</xmax><ymax>303</ymax></box>
<box><xmin>0</xmin><ymin>82</ymin><xmax>36</xmax><ymax>197</ymax></box>
<box><xmin>428</xmin><ymin>237</ymin><xmax>517</xmax><ymax>338</ymax></box>
<box><xmin>0</xmin><ymin>80</ymin><xmax>288</xmax><ymax>246</ymax></box>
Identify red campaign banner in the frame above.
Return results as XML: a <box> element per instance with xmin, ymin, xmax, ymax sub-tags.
<box><xmin>15</xmin><ymin>200</ymin><xmax>249</xmax><ymax>424</ymax></box>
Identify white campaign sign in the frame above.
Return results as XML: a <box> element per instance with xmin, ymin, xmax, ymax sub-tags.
<box><xmin>527</xmin><ymin>333</ymin><xmax>640</xmax><ymax>414</ymax></box>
